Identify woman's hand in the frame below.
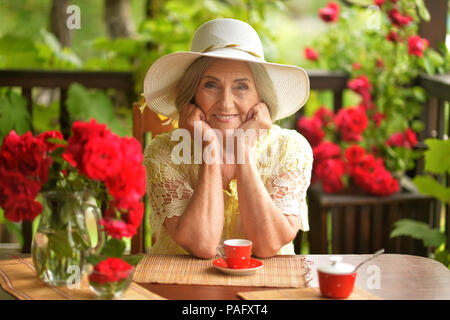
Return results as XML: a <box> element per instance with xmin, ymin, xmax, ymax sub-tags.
<box><xmin>238</xmin><ymin>102</ymin><xmax>272</xmax><ymax>149</ymax></box>
<box><xmin>178</xmin><ymin>103</ymin><xmax>220</xmax><ymax>149</ymax></box>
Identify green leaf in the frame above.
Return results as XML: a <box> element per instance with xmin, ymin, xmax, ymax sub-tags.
<box><xmin>413</xmin><ymin>175</ymin><xmax>450</xmax><ymax>204</ymax></box>
<box><xmin>415</xmin><ymin>0</ymin><xmax>431</xmax><ymax>21</ymax></box>
<box><xmin>0</xmin><ymin>91</ymin><xmax>31</xmax><ymax>143</ymax></box>
<box><xmin>101</xmin><ymin>238</ymin><xmax>126</xmax><ymax>258</ymax></box>
<box><xmin>122</xmin><ymin>254</ymin><xmax>144</xmax><ymax>267</ymax></box>
<box><xmin>426</xmin><ymin>49</ymin><xmax>444</xmax><ymax>67</ymax></box>
<box><xmin>86</xmin><ymin>254</ymin><xmax>105</xmax><ymax>266</ymax></box>
<box><xmin>48</xmin><ymin>230</ymin><xmax>74</xmax><ymax>257</ymax></box>
<box><xmin>423</xmin><ymin>139</ymin><xmax>450</xmax><ymax>175</ymax></box>
<box><xmin>422</xmin><ymin>56</ymin><xmax>435</xmax><ymax>75</ymax></box>
<box><xmin>46</xmin><ymin>138</ymin><xmax>68</xmax><ymax>146</ymax></box>
<box><xmin>390</xmin><ymin>219</ymin><xmax>446</xmax><ymax>248</ymax></box>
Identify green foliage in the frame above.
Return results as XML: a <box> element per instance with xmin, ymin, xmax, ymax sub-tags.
<box><xmin>0</xmin><ymin>90</ymin><xmax>31</xmax><ymax>143</ymax></box>
<box><xmin>423</xmin><ymin>139</ymin><xmax>450</xmax><ymax>175</ymax></box>
<box><xmin>414</xmin><ymin>175</ymin><xmax>450</xmax><ymax>204</ymax></box>
<box><xmin>0</xmin><ymin>29</ymin><xmax>82</xmax><ymax>70</ymax></box>
<box><xmin>391</xmin><ymin>219</ymin><xmax>446</xmax><ymax>248</ymax></box>
<box><xmin>66</xmin><ymin>83</ymin><xmax>131</xmax><ymax>137</ymax></box>
<box><xmin>391</xmin><ymin>138</ymin><xmax>449</xmax><ymax>267</ymax></box>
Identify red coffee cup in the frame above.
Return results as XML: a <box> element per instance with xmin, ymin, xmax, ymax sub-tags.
<box><xmin>317</xmin><ymin>256</ymin><xmax>357</xmax><ymax>299</ymax></box>
<box><xmin>223</xmin><ymin>239</ymin><xmax>252</xmax><ymax>269</ymax></box>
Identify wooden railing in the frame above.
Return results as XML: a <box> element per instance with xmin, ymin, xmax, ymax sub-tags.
<box><xmin>0</xmin><ymin>69</ymin><xmax>448</xmax><ymax>255</ymax></box>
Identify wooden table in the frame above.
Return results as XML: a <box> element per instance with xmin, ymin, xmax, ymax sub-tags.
<box><xmin>136</xmin><ymin>254</ymin><xmax>450</xmax><ymax>300</ymax></box>
<box><xmin>1</xmin><ymin>253</ymin><xmax>449</xmax><ymax>300</ymax></box>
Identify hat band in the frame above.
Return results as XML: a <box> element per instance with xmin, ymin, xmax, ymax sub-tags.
<box><xmin>201</xmin><ymin>43</ymin><xmax>262</xmax><ymax>59</ymax></box>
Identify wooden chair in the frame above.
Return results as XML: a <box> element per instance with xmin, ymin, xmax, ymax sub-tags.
<box><xmin>131</xmin><ymin>102</ymin><xmax>175</xmax><ymax>254</ymax></box>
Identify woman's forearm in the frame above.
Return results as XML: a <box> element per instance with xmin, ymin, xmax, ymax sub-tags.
<box><xmin>236</xmin><ymin>150</ymin><xmax>298</xmax><ymax>258</ymax></box>
<box><xmin>165</xmin><ymin>161</ymin><xmax>224</xmax><ymax>258</ymax></box>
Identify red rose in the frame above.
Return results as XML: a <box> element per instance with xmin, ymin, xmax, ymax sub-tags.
<box><xmin>105</xmin><ymin>162</ymin><xmax>146</xmax><ymax>204</ymax></box>
<box><xmin>3</xmin><ymin>194</ymin><xmax>43</xmax><ymax>222</ymax></box>
<box><xmin>388</xmin><ymin>8</ymin><xmax>413</xmax><ymax>27</ymax></box>
<box><xmin>88</xmin><ymin>257</ymin><xmax>133</xmax><ymax>285</ymax></box>
<box><xmin>386</xmin><ymin>132</ymin><xmax>404</xmax><ymax>147</ymax></box>
<box><xmin>408</xmin><ymin>35</ymin><xmax>428</xmax><ymax>57</ymax></box>
<box><xmin>0</xmin><ymin>169</ymin><xmax>41</xmax><ymax>207</ymax></box>
<box><xmin>374</xmin><ymin>0</ymin><xmax>385</xmax><ymax>6</ymax></box>
<box><xmin>304</xmin><ymin>47</ymin><xmax>319</xmax><ymax>61</ymax></box>
<box><xmin>82</xmin><ymin>134</ymin><xmax>123</xmax><ymax>181</ymax></box>
<box><xmin>376</xmin><ymin>58</ymin><xmax>384</xmax><ymax>69</ymax></box>
<box><xmin>123</xmin><ymin>201</ymin><xmax>144</xmax><ymax>230</ymax></box>
<box><xmin>64</xmin><ymin>119</ymin><xmax>109</xmax><ymax>168</ymax></box>
<box><xmin>335</xmin><ymin>106</ymin><xmax>368</xmax><ymax>142</ymax></box>
<box><xmin>100</xmin><ymin>218</ymin><xmax>135</xmax><ymax>239</ymax></box>
<box><xmin>344</xmin><ymin>145</ymin><xmax>366</xmax><ymax>165</ymax></box>
<box><xmin>319</xmin><ymin>2</ymin><xmax>340</xmax><ymax>23</ymax></box>
<box><xmin>404</xmin><ymin>128</ymin><xmax>418</xmax><ymax>148</ymax></box>
<box><xmin>386</xmin><ymin>30</ymin><xmax>402</xmax><ymax>42</ymax></box>
<box><xmin>372</xmin><ymin>112</ymin><xmax>386</xmax><ymax>127</ymax></box>
<box><xmin>386</xmin><ymin>129</ymin><xmax>417</xmax><ymax>149</ymax></box>
<box><xmin>352</xmin><ymin>62</ymin><xmax>361</xmax><ymax>70</ymax></box>
<box><xmin>315</xmin><ymin>158</ymin><xmax>346</xmax><ymax>193</ymax></box>
<box><xmin>366</xmin><ymin>166</ymin><xmax>399</xmax><ymax>196</ymax></box>
<box><xmin>37</xmin><ymin>130</ymin><xmax>64</xmax><ymax>152</ymax></box>
<box><xmin>120</xmin><ymin>137</ymin><xmax>143</xmax><ymax>164</ymax></box>
<box><xmin>0</xmin><ymin>131</ymin><xmax>51</xmax><ymax>183</ymax></box>
<box><xmin>348</xmin><ymin>76</ymin><xmax>372</xmax><ymax>105</ymax></box>
<box><xmin>297</xmin><ymin>117</ymin><xmax>325</xmax><ymax>147</ymax></box>
<box><xmin>313</xmin><ymin>106</ymin><xmax>335</xmax><ymax>127</ymax></box>
<box><xmin>313</xmin><ymin>141</ymin><xmax>341</xmax><ymax>164</ymax></box>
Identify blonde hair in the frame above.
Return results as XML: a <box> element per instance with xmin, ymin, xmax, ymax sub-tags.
<box><xmin>175</xmin><ymin>57</ymin><xmax>277</xmax><ymax>119</ymax></box>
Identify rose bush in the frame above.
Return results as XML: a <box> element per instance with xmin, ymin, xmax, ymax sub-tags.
<box><xmin>0</xmin><ymin>119</ymin><xmax>146</xmax><ymax>275</ymax></box>
<box><xmin>298</xmin><ymin>0</ymin><xmax>448</xmax><ymax>196</ymax></box>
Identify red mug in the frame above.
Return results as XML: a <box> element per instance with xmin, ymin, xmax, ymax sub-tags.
<box><xmin>317</xmin><ymin>256</ymin><xmax>357</xmax><ymax>299</ymax></box>
<box><xmin>223</xmin><ymin>239</ymin><xmax>252</xmax><ymax>269</ymax></box>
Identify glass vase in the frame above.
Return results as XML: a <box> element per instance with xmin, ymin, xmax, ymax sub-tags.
<box><xmin>88</xmin><ymin>267</ymin><xmax>135</xmax><ymax>300</ymax></box>
<box><xmin>32</xmin><ymin>190</ymin><xmax>104</xmax><ymax>286</ymax></box>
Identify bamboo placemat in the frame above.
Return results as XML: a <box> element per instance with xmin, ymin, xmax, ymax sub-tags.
<box><xmin>238</xmin><ymin>287</ymin><xmax>382</xmax><ymax>300</ymax></box>
<box><xmin>0</xmin><ymin>256</ymin><xmax>165</xmax><ymax>300</ymax></box>
<box><xmin>133</xmin><ymin>254</ymin><xmax>311</xmax><ymax>288</ymax></box>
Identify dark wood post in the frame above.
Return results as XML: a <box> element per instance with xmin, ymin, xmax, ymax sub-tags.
<box><xmin>419</xmin><ymin>0</ymin><xmax>448</xmax><ymax>50</ymax></box>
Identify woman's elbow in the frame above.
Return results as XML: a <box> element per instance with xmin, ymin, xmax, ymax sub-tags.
<box><xmin>189</xmin><ymin>245</ymin><xmax>218</xmax><ymax>259</ymax></box>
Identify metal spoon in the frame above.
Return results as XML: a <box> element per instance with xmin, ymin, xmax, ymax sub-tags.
<box><xmin>353</xmin><ymin>248</ymin><xmax>385</xmax><ymax>272</ymax></box>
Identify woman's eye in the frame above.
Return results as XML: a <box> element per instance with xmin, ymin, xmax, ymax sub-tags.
<box><xmin>236</xmin><ymin>83</ymin><xmax>249</xmax><ymax>90</ymax></box>
<box><xmin>204</xmin><ymin>81</ymin><xmax>216</xmax><ymax>89</ymax></box>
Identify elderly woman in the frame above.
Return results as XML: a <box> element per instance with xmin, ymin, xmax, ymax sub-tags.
<box><xmin>143</xmin><ymin>18</ymin><xmax>312</xmax><ymax>259</ymax></box>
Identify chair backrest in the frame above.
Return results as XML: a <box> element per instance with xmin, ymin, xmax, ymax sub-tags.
<box><xmin>131</xmin><ymin>102</ymin><xmax>175</xmax><ymax>254</ymax></box>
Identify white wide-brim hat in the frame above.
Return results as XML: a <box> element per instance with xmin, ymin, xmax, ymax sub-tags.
<box><xmin>143</xmin><ymin>18</ymin><xmax>310</xmax><ymax>121</ymax></box>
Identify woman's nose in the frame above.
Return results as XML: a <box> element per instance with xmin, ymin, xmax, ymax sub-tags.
<box><xmin>219</xmin><ymin>87</ymin><xmax>234</xmax><ymax>109</ymax></box>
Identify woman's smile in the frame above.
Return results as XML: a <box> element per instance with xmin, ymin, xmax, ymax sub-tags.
<box><xmin>212</xmin><ymin>114</ymin><xmax>239</xmax><ymax>123</ymax></box>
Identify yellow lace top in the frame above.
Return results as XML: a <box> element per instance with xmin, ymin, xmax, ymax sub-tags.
<box><xmin>143</xmin><ymin>125</ymin><xmax>313</xmax><ymax>255</ymax></box>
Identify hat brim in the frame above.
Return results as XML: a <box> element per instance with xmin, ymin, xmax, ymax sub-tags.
<box><xmin>143</xmin><ymin>49</ymin><xmax>310</xmax><ymax>121</ymax></box>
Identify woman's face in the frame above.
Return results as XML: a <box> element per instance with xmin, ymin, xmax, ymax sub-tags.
<box><xmin>194</xmin><ymin>59</ymin><xmax>260</xmax><ymax>134</ymax></box>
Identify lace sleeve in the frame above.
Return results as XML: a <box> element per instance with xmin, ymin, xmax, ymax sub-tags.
<box><xmin>143</xmin><ymin>137</ymin><xmax>193</xmax><ymax>238</ymax></box>
<box><xmin>265</xmin><ymin>132</ymin><xmax>313</xmax><ymax>231</ymax></box>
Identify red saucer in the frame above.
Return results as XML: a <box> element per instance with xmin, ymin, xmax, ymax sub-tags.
<box><xmin>213</xmin><ymin>258</ymin><xmax>263</xmax><ymax>276</ymax></box>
